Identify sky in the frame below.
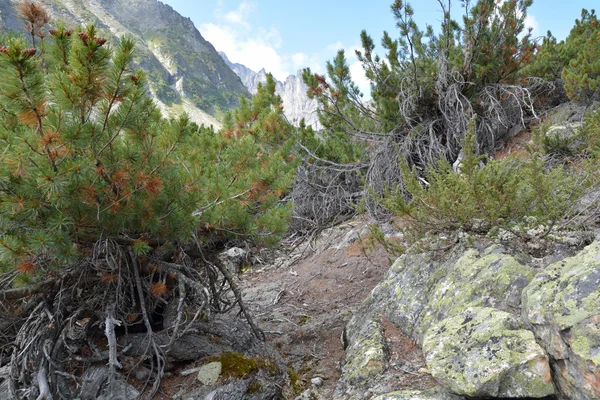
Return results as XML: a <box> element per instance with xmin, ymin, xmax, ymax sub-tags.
<box><xmin>161</xmin><ymin>0</ymin><xmax>598</xmax><ymax>94</ymax></box>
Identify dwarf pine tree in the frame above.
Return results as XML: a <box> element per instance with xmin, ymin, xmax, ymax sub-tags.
<box><xmin>380</xmin><ymin>117</ymin><xmax>581</xmax><ymax>244</ymax></box>
<box><xmin>0</xmin><ymin>23</ymin><xmax>294</xmax><ymax>274</ymax></box>
<box><xmin>524</xmin><ymin>8</ymin><xmax>600</xmax><ymax>102</ymax></box>
<box><xmin>0</xmin><ymin>5</ymin><xmax>295</xmax><ymax>397</ymax></box>
<box><xmin>299</xmin><ymin>0</ymin><xmax>544</xmax><ymax>224</ymax></box>
<box><xmin>563</xmin><ymin>29</ymin><xmax>600</xmax><ymax>102</ymax></box>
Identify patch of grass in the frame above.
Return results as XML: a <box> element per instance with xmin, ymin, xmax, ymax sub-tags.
<box><xmin>288</xmin><ymin>367</ymin><xmax>304</xmax><ymax>395</ymax></box>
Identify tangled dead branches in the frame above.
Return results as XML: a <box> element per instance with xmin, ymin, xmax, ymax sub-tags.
<box><xmin>289</xmin><ymin>144</ymin><xmax>366</xmax><ymax>234</ymax></box>
<box><xmin>0</xmin><ymin>238</ymin><xmax>262</xmax><ymax>399</ymax></box>
<box><xmin>363</xmin><ymin>75</ymin><xmax>556</xmax><ymax>218</ymax></box>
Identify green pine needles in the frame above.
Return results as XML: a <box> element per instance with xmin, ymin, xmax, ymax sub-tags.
<box><xmin>0</xmin><ymin>23</ymin><xmax>295</xmax><ymax>275</ymax></box>
<box><xmin>381</xmin><ymin>116</ymin><xmax>582</xmax><ymax>241</ymax></box>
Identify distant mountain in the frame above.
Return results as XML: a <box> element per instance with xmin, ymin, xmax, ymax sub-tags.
<box><xmin>220</xmin><ymin>52</ymin><xmax>322</xmax><ymax>130</ymax></box>
<box><xmin>0</xmin><ymin>0</ymin><xmax>251</xmax><ymax>127</ymax></box>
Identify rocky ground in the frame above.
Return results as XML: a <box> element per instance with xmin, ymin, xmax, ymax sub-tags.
<box><xmin>240</xmin><ymin>216</ymin><xmax>436</xmax><ymax>398</ymax></box>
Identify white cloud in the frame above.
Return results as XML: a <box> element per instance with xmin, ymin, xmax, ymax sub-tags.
<box><xmin>198</xmin><ymin>2</ymin><xmax>369</xmax><ymax>86</ymax></box>
<box><xmin>349</xmin><ymin>61</ymin><xmax>371</xmax><ymax>98</ymax></box>
<box><xmin>291</xmin><ymin>53</ymin><xmax>309</xmax><ymax>72</ymax></box>
<box><xmin>224</xmin><ymin>1</ymin><xmax>254</xmax><ymax>27</ymax></box>
<box><xmin>199</xmin><ymin>2</ymin><xmax>294</xmax><ymax>81</ymax></box>
<box><xmin>201</xmin><ymin>22</ymin><xmax>290</xmax><ymax>81</ymax></box>
<box><xmin>524</xmin><ymin>14</ymin><xmax>539</xmax><ymax>34</ymax></box>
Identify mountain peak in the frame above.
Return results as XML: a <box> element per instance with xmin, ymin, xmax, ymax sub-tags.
<box><xmin>224</xmin><ymin>59</ymin><xmax>321</xmax><ymax>130</ymax></box>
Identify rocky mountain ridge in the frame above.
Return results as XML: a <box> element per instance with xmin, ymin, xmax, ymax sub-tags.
<box><xmin>220</xmin><ymin>51</ymin><xmax>322</xmax><ymax>130</ymax></box>
<box><xmin>0</xmin><ymin>0</ymin><xmax>251</xmax><ymax>127</ymax></box>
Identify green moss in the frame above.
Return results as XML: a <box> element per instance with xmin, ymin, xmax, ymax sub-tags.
<box><xmin>205</xmin><ymin>352</ymin><xmax>278</xmax><ymax>379</ymax></box>
<box><xmin>288</xmin><ymin>367</ymin><xmax>303</xmax><ymax>395</ymax></box>
<box><xmin>247</xmin><ymin>380</ymin><xmax>262</xmax><ymax>393</ymax></box>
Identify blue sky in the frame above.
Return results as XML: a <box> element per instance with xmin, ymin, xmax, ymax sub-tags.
<box><xmin>161</xmin><ymin>0</ymin><xmax>598</xmax><ymax>92</ymax></box>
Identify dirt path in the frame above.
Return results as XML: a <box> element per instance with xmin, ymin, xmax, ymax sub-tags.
<box><xmin>241</xmin><ymin>216</ymin><xmax>398</xmax><ymax>397</ymax></box>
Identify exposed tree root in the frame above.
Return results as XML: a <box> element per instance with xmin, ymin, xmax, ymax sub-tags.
<box><xmin>0</xmin><ymin>238</ymin><xmax>264</xmax><ymax>399</ymax></box>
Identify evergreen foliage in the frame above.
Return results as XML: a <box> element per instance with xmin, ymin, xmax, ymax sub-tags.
<box><xmin>0</xmin><ymin>4</ymin><xmax>296</xmax><ymax>397</ymax></box>
<box><xmin>0</xmin><ymin>23</ymin><xmax>294</xmax><ymax>274</ymax></box>
<box><xmin>381</xmin><ymin>117</ymin><xmax>581</xmax><ymax>241</ymax></box>
<box><xmin>562</xmin><ymin>30</ymin><xmax>600</xmax><ymax>102</ymax></box>
<box><xmin>524</xmin><ymin>9</ymin><xmax>600</xmax><ymax>102</ymax></box>
<box><xmin>299</xmin><ymin>0</ymin><xmax>552</xmax><ymax>225</ymax></box>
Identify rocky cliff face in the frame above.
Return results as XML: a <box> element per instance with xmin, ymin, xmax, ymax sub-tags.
<box><xmin>0</xmin><ymin>0</ymin><xmax>251</xmax><ymax>127</ymax></box>
<box><xmin>220</xmin><ymin>52</ymin><xmax>322</xmax><ymax>130</ymax></box>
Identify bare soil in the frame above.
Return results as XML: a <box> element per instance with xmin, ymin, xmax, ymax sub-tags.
<box><xmin>153</xmin><ymin>216</ymin><xmax>434</xmax><ymax>399</ymax></box>
<box><xmin>240</xmin><ymin>216</ymin><xmax>432</xmax><ymax>398</ymax></box>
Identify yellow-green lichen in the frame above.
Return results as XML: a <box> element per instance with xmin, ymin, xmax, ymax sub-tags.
<box><xmin>423</xmin><ymin>307</ymin><xmax>553</xmax><ymax>398</ymax></box>
<box><xmin>204</xmin><ymin>352</ymin><xmax>278</xmax><ymax>379</ymax></box>
<box><xmin>342</xmin><ymin>318</ymin><xmax>388</xmax><ymax>384</ymax></box>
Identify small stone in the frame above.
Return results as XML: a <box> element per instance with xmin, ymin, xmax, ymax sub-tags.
<box><xmin>134</xmin><ymin>366</ymin><xmax>151</xmax><ymax>381</ymax></box>
<box><xmin>311</xmin><ymin>377</ymin><xmax>323</xmax><ymax>387</ymax></box>
<box><xmin>197</xmin><ymin>362</ymin><xmax>222</xmax><ymax>386</ymax></box>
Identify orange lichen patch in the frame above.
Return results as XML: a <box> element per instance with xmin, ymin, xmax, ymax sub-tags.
<box><xmin>584</xmin><ymin>370</ymin><xmax>600</xmax><ymax>395</ymax></box>
<box><xmin>151</xmin><ymin>282</ymin><xmax>168</xmax><ymax>298</ymax></box>
<box><xmin>540</xmin><ymin>356</ymin><xmax>553</xmax><ymax>383</ymax></box>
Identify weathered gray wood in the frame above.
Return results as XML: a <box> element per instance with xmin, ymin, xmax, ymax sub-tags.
<box><xmin>79</xmin><ymin>367</ymin><xmax>139</xmax><ymax>400</ymax></box>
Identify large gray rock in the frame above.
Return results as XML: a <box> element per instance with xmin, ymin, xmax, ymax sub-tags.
<box><xmin>337</xmin><ymin>244</ymin><xmax>547</xmax><ymax>397</ymax></box>
<box><xmin>79</xmin><ymin>367</ymin><xmax>140</xmax><ymax>400</ymax></box>
<box><xmin>423</xmin><ymin>307</ymin><xmax>554</xmax><ymax>398</ymax></box>
<box><xmin>523</xmin><ymin>240</ymin><xmax>600</xmax><ymax>400</ymax></box>
<box><xmin>346</xmin><ymin>245</ymin><xmax>533</xmax><ymax>346</ymax></box>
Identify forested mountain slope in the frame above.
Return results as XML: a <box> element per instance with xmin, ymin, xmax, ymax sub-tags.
<box><xmin>0</xmin><ymin>0</ymin><xmax>250</xmax><ymax>126</ymax></box>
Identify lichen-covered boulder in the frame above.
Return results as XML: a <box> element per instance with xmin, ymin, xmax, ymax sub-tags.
<box><xmin>345</xmin><ymin>250</ymin><xmax>439</xmax><ymax>345</ymax></box>
<box><xmin>417</xmin><ymin>247</ymin><xmax>534</xmax><ymax>338</ymax></box>
<box><xmin>346</xmin><ymin>245</ymin><xmax>534</xmax><ymax>346</ymax></box>
<box><xmin>371</xmin><ymin>387</ymin><xmax>462</xmax><ymax>400</ymax></box>
<box><xmin>339</xmin><ymin>318</ymin><xmax>389</xmax><ymax>387</ymax></box>
<box><xmin>338</xmin><ymin>244</ymin><xmax>545</xmax><ymax>397</ymax></box>
<box><xmin>523</xmin><ymin>240</ymin><xmax>600</xmax><ymax>400</ymax></box>
<box><xmin>423</xmin><ymin>307</ymin><xmax>554</xmax><ymax>398</ymax></box>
